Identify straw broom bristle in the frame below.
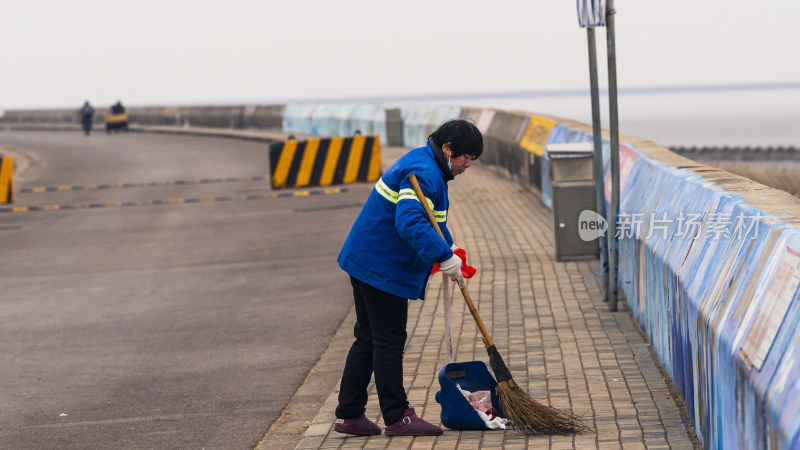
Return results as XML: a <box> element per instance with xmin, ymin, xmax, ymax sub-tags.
<box><xmin>497</xmin><ymin>379</ymin><xmax>591</xmax><ymax>435</ymax></box>
<box><xmin>487</xmin><ymin>345</ymin><xmax>589</xmax><ymax>434</ymax></box>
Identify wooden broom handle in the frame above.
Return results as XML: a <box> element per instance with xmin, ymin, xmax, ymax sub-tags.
<box><xmin>407</xmin><ymin>174</ymin><xmax>495</xmax><ymax>348</ymax></box>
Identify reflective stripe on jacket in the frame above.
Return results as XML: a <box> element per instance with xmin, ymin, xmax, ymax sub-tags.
<box><xmin>337</xmin><ymin>141</ymin><xmax>454</xmax><ymax>300</ymax></box>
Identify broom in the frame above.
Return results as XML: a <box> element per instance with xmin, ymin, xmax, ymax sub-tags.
<box><xmin>409</xmin><ymin>174</ymin><xmax>589</xmax><ymax>435</ymax></box>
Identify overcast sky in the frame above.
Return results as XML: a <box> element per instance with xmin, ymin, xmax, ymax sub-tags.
<box><xmin>1</xmin><ymin>0</ymin><xmax>799</xmax><ymax>111</ymax></box>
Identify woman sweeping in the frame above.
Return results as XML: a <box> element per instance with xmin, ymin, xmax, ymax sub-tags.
<box><xmin>334</xmin><ymin>119</ymin><xmax>483</xmax><ymax>436</ymax></box>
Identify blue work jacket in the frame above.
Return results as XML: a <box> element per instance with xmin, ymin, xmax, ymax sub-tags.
<box><xmin>337</xmin><ymin>140</ymin><xmax>454</xmax><ymax>300</ymax></box>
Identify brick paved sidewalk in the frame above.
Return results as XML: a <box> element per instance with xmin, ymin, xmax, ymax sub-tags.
<box><xmin>287</xmin><ymin>159</ymin><xmax>698</xmax><ymax>449</ymax></box>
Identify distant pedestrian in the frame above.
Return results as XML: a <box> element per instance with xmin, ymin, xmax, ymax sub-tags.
<box><xmin>334</xmin><ymin>119</ymin><xmax>483</xmax><ymax>437</ymax></box>
<box><xmin>80</xmin><ymin>101</ymin><xmax>94</xmax><ymax>136</ymax></box>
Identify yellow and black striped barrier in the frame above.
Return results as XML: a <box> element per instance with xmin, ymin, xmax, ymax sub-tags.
<box><xmin>0</xmin><ymin>156</ymin><xmax>13</xmax><ymax>204</ymax></box>
<box><xmin>269</xmin><ymin>135</ymin><xmax>381</xmax><ymax>189</ymax></box>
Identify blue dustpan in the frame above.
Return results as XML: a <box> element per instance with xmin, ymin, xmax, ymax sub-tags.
<box><xmin>435</xmin><ymin>361</ymin><xmax>504</xmax><ymax>430</ymax></box>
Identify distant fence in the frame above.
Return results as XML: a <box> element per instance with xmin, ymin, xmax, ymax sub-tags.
<box><xmin>4</xmin><ymin>102</ymin><xmax>800</xmax><ymax>448</ymax></box>
<box><xmin>0</xmin><ymin>105</ymin><xmax>285</xmax><ymax>129</ymax></box>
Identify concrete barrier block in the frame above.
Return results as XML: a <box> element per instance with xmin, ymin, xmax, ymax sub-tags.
<box><xmin>243</xmin><ymin>105</ymin><xmax>285</xmax><ymax>130</ymax></box>
<box><xmin>520</xmin><ymin>116</ymin><xmax>556</xmax><ymax>157</ymax></box>
<box><xmin>0</xmin><ymin>108</ymin><xmax>82</xmax><ymax>125</ymax></box>
<box><xmin>129</xmin><ymin>106</ymin><xmax>185</xmax><ymax>126</ymax></box>
<box><xmin>283</xmin><ymin>104</ymin><xmax>321</xmax><ymax>135</ymax></box>
<box><xmin>456</xmin><ymin>107</ymin><xmax>483</xmax><ymax>124</ymax></box>
<box><xmin>517</xmin><ymin>116</ymin><xmax>557</xmax><ymax>190</ymax></box>
<box><xmin>177</xmin><ymin>106</ymin><xmax>246</xmax><ymax>129</ymax></box>
<box><xmin>269</xmin><ymin>135</ymin><xmax>381</xmax><ymax>189</ymax></box>
<box><xmin>304</xmin><ymin>103</ymin><xmax>388</xmax><ymax>143</ymax></box>
<box><xmin>399</xmin><ymin>105</ymin><xmax>462</xmax><ymax>148</ymax></box>
<box><xmin>482</xmin><ymin>111</ymin><xmax>529</xmax><ymax>180</ymax></box>
<box><xmin>474</xmin><ymin>109</ymin><xmax>495</xmax><ymax>135</ymax></box>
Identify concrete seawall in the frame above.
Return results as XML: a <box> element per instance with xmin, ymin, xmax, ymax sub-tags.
<box><xmin>4</xmin><ymin>103</ymin><xmax>800</xmax><ymax>449</ymax></box>
<box><xmin>0</xmin><ymin>105</ymin><xmax>284</xmax><ymax>129</ymax></box>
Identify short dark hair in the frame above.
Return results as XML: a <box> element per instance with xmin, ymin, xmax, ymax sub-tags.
<box><xmin>428</xmin><ymin>119</ymin><xmax>483</xmax><ymax>160</ymax></box>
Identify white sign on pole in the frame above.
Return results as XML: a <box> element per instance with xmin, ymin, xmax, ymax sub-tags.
<box><xmin>577</xmin><ymin>0</ymin><xmax>605</xmax><ymax>27</ymax></box>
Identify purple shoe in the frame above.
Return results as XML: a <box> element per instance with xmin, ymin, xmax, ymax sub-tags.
<box><xmin>334</xmin><ymin>414</ymin><xmax>382</xmax><ymax>436</ymax></box>
<box><xmin>384</xmin><ymin>407</ymin><xmax>443</xmax><ymax>436</ymax></box>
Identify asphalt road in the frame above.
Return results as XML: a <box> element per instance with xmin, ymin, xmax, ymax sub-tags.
<box><xmin>0</xmin><ymin>131</ymin><xmax>370</xmax><ymax>449</ymax></box>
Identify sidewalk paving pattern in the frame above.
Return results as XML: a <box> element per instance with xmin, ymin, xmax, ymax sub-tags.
<box><xmin>265</xmin><ymin>149</ymin><xmax>698</xmax><ymax>449</ymax></box>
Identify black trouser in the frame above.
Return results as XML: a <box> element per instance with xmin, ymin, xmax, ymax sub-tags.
<box><xmin>335</xmin><ymin>276</ymin><xmax>409</xmax><ymax>426</ymax></box>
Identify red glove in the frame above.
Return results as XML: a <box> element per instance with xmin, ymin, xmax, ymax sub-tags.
<box><xmin>431</xmin><ymin>248</ymin><xmax>477</xmax><ymax>278</ymax></box>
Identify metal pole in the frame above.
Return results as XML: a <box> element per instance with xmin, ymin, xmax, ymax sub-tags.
<box><xmin>605</xmin><ymin>0</ymin><xmax>620</xmax><ymax>311</ymax></box>
<box><xmin>587</xmin><ymin>27</ymin><xmax>608</xmax><ymax>302</ymax></box>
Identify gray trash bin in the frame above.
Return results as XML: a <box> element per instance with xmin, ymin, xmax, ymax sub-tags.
<box><xmin>385</xmin><ymin>108</ymin><xmax>404</xmax><ymax>147</ymax></box>
<box><xmin>547</xmin><ymin>142</ymin><xmax>599</xmax><ymax>261</ymax></box>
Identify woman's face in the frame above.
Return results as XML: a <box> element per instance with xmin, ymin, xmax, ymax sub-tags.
<box><xmin>443</xmin><ymin>142</ymin><xmax>473</xmax><ymax>176</ymax></box>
